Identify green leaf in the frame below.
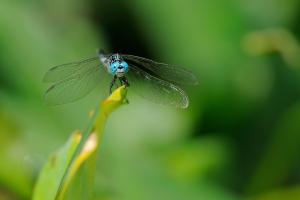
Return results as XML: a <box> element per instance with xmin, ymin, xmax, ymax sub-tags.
<box><xmin>57</xmin><ymin>133</ymin><xmax>98</xmax><ymax>200</ymax></box>
<box><xmin>32</xmin><ymin>131</ymin><xmax>82</xmax><ymax>200</ymax></box>
<box><xmin>33</xmin><ymin>86</ymin><xmax>128</xmax><ymax>200</ymax></box>
<box><xmin>58</xmin><ymin>85</ymin><xmax>128</xmax><ymax>200</ymax></box>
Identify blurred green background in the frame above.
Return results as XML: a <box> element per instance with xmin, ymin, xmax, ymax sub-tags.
<box><xmin>1</xmin><ymin>0</ymin><xmax>300</xmax><ymax>199</ymax></box>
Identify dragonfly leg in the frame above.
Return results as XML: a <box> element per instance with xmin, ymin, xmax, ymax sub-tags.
<box><xmin>109</xmin><ymin>75</ymin><xmax>117</xmax><ymax>94</ymax></box>
<box><xmin>120</xmin><ymin>76</ymin><xmax>130</xmax><ymax>87</ymax></box>
<box><xmin>119</xmin><ymin>78</ymin><xmax>123</xmax><ymax>86</ymax></box>
<box><xmin>119</xmin><ymin>76</ymin><xmax>130</xmax><ymax>104</ymax></box>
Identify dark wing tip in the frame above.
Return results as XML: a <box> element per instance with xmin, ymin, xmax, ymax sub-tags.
<box><xmin>179</xmin><ymin>88</ymin><xmax>190</xmax><ymax>109</ymax></box>
<box><xmin>179</xmin><ymin>99</ymin><xmax>189</xmax><ymax>109</ymax></box>
<box><xmin>43</xmin><ymin>85</ymin><xmax>57</xmax><ymax>105</ymax></box>
<box><xmin>43</xmin><ymin>73</ymin><xmax>51</xmax><ymax>83</ymax></box>
<box><xmin>43</xmin><ymin>65</ymin><xmax>60</xmax><ymax>83</ymax></box>
<box><xmin>43</xmin><ymin>85</ymin><xmax>68</xmax><ymax>106</ymax></box>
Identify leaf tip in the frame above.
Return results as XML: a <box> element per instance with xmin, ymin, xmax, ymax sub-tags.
<box><xmin>101</xmin><ymin>86</ymin><xmax>128</xmax><ymax>114</ymax></box>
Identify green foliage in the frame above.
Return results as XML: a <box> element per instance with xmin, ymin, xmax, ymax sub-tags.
<box><xmin>1</xmin><ymin>0</ymin><xmax>300</xmax><ymax>199</ymax></box>
<box><xmin>33</xmin><ymin>132</ymin><xmax>82</xmax><ymax>200</ymax></box>
<box><xmin>0</xmin><ymin>113</ymin><xmax>33</xmax><ymax>199</ymax></box>
<box><xmin>33</xmin><ymin>86</ymin><xmax>128</xmax><ymax>200</ymax></box>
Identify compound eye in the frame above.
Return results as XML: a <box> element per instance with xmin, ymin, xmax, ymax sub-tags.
<box><xmin>110</xmin><ymin>62</ymin><xmax>119</xmax><ymax>74</ymax></box>
<box><xmin>121</xmin><ymin>61</ymin><xmax>128</xmax><ymax>68</ymax></box>
<box><xmin>120</xmin><ymin>61</ymin><xmax>129</xmax><ymax>72</ymax></box>
<box><xmin>112</xmin><ymin>62</ymin><xmax>118</xmax><ymax>69</ymax></box>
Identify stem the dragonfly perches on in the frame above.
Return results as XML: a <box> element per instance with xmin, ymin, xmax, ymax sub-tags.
<box><xmin>33</xmin><ymin>86</ymin><xmax>128</xmax><ymax>200</ymax></box>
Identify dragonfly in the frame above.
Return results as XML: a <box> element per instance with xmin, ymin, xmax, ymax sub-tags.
<box><xmin>43</xmin><ymin>49</ymin><xmax>198</xmax><ymax>108</ymax></box>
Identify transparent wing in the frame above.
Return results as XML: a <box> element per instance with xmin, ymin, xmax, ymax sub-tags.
<box><xmin>128</xmin><ymin>65</ymin><xmax>189</xmax><ymax>108</ymax></box>
<box><xmin>44</xmin><ymin>62</ymin><xmax>106</xmax><ymax>105</ymax></box>
<box><xmin>43</xmin><ymin>57</ymin><xmax>99</xmax><ymax>83</ymax></box>
<box><xmin>122</xmin><ymin>54</ymin><xmax>198</xmax><ymax>85</ymax></box>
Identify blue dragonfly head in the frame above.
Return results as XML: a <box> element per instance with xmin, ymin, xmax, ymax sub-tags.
<box><xmin>109</xmin><ymin>60</ymin><xmax>129</xmax><ymax>76</ymax></box>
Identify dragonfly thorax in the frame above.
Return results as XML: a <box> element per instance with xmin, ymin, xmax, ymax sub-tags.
<box><xmin>108</xmin><ymin>54</ymin><xmax>129</xmax><ymax>77</ymax></box>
